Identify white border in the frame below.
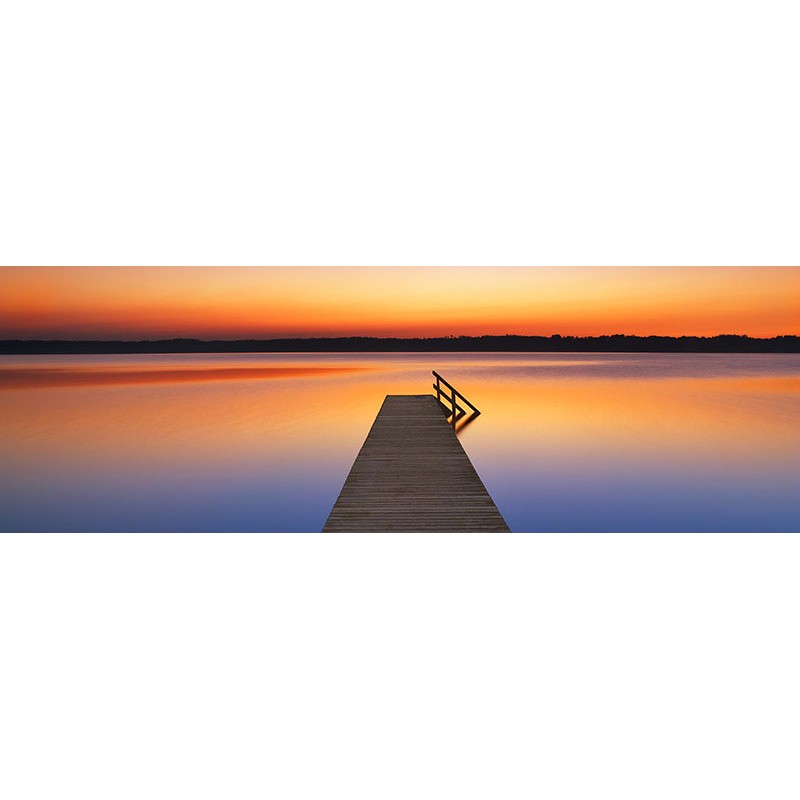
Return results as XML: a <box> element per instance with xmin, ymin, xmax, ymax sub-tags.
<box><xmin>1</xmin><ymin>1</ymin><xmax>799</xmax><ymax>797</ymax></box>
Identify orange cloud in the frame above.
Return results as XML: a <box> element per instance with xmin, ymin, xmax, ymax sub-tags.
<box><xmin>0</xmin><ymin>266</ymin><xmax>797</xmax><ymax>339</ymax></box>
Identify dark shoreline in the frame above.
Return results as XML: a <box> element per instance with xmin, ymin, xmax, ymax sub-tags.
<box><xmin>1</xmin><ymin>335</ymin><xmax>798</xmax><ymax>355</ymax></box>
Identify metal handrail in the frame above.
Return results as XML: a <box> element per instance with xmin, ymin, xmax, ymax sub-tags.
<box><xmin>432</xmin><ymin>371</ymin><xmax>480</xmax><ymax>428</ymax></box>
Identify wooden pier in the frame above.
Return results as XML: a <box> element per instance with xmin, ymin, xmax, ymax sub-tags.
<box><xmin>323</xmin><ymin>390</ymin><xmax>509</xmax><ymax>532</ymax></box>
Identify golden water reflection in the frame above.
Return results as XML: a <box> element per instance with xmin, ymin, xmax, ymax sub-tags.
<box><xmin>1</xmin><ymin>354</ymin><xmax>798</xmax><ymax>531</ymax></box>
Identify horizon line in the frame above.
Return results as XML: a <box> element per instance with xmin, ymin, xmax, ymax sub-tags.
<box><xmin>2</xmin><ymin>333</ymin><xmax>799</xmax><ymax>343</ymax></box>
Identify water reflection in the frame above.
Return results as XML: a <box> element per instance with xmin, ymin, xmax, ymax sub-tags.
<box><xmin>0</xmin><ymin>353</ymin><xmax>798</xmax><ymax>531</ymax></box>
<box><xmin>454</xmin><ymin>412</ymin><xmax>481</xmax><ymax>434</ymax></box>
<box><xmin>0</xmin><ymin>364</ymin><xmax>369</xmax><ymax>389</ymax></box>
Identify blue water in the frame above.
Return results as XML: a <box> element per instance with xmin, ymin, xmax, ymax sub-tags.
<box><xmin>1</xmin><ymin>353</ymin><xmax>798</xmax><ymax>531</ymax></box>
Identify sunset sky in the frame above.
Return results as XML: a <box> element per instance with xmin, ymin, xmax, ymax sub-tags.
<box><xmin>1</xmin><ymin>267</ymin><xmax>797</xmax><ymax>339</ymax></box>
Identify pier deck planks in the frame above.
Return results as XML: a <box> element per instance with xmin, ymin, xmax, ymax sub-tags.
<box><xmin>323</xmin><ymin>395</ymin><xmax>509</xmax><ymax>532</ymax></box>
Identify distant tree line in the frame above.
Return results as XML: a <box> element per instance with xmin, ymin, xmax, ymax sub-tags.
<box><xmin>1</xmin><ymin>334</ymin><xmax>798</xmax><ymax>354</ymax></box>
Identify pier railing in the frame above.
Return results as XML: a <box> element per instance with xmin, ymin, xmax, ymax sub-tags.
<box><xmin>432</xmin><ymin>371</ymin><xmax>480</xmax><ymax>428</ymax></box>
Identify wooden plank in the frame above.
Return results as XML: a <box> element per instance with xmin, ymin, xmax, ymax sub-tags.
<box><xmin>323</xmin><ymin>395</ymin><xmax>509</xmax><ymax>532</ymax></box>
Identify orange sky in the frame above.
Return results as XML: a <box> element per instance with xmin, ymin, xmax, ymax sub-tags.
<box><xmin>0</xmin><ymin>266</ymin><xmax>797</xmax><ymax>339</ymax></box>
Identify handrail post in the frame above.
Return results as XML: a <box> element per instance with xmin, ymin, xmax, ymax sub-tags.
<box><xmin>432</xmin><ymin>370</ymin><xmax>480</xmax><ymax>428</ymax></box>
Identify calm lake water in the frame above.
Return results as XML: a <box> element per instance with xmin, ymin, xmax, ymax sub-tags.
<box><xmin>1</xmin><ymin>353</ymin><xmax>798</xmax><ymax>531</ymax></box>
